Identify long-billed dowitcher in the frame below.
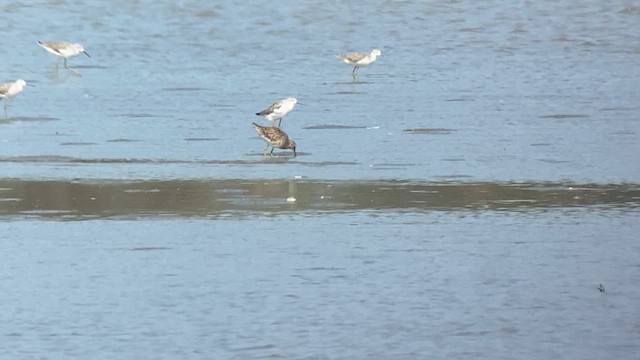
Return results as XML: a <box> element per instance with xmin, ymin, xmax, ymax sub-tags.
<box><xmin>252</xmin><ymin>122</ymin><xmax>297</xmax><ymax>157</ymax></box>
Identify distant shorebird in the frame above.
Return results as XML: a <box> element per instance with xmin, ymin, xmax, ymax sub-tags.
<box><xmin>596</xmin><ymin>283</ymin><xmax>605</xmax><ymax>293</ymax></box>
<box><xmin>255</xmin><ymin>97</ymin><xmax>298</xmax><ymax>127</ymax></box>
<box><xmin>337</xmin><ymin>49</ymin><xmax>382</xmax><ymax>81</ymax></box>
<box><xmin>252</xmin><ymin>122</ymin><xmax>297</xmax><ymax>157</ymax></box>
<box><xmin>0</xmin><ymin>79</ymin><xmax>27</xmax><ymax>119</ymax></box>
<box><xmin>38</xmin><ymin>41</ymin><xmax>90</xmax><ymax>76</ymax></box>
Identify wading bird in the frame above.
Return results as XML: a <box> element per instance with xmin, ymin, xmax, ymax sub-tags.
<box><xmin>255</xmin><ymin>97</ymin><xmax>298</xmax><ymax>128</ymax></box>
<box><xmin>337</xmin><ymin>49</ymin><xmax>382</xmax><ymax>81</ymax></box>
<box><xmin>0</xmin><ymin>79</ymin><xmax>27</xmax><ymax>119</ymax></box>
<box><xmin>38</xmin><ymin>41</ymin><xmax>91</xmax><ymax>76</ymax></box>
<box><xmin>252</xmin><ymin>122</ymin><xmax>297</xmax><ymax>157</ymax></box>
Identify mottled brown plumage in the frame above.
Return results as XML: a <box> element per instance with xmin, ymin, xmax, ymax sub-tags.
<box><xmin>252</xmin><ymin>122</ymin><xmax>297</xmax><ymax>157</ymax></box>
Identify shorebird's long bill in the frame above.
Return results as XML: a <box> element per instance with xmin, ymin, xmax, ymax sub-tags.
<box><xmin>83</xmin><ymin>51</ymin><xmax>91</xmax><ymax>58</ymax></box>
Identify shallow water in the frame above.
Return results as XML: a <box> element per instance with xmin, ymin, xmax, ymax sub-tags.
<box><xmin>1</xmin><ymin>0</ymin><xmax>639</xmax><ymax>359</ymax></box>
<box><xmin>1</xmin><ymin>0</ymin><xmax>638</xmax><ymax>182</ymax></box>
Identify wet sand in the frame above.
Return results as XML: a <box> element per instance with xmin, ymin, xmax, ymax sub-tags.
<box><xmin>1</xmin><ymin>178</ymin><xmax>638</xmax><ymax>219</ymax></box>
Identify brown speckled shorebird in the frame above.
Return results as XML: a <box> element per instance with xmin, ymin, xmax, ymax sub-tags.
<box><xmin>252</xmin><ymin>122</ymin><xmax>297</xmax><ymax>157</ymax></box>
<box><xmin>336</xmin><ymin>49</ymin><xmax>382</xmax><ymax>81</ymax></box>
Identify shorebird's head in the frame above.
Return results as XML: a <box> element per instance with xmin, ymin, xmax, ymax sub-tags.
<box><xmin>11</xmin><ymin>79</ymin><xmax>27</xmax><ymax>92</ymax></box>
<box><xmin>370</xmin><ymin>49</ymin><xmax>382</xmax><ymax>59</ymax></box>
<box><xmin>74</xmin><ymin>43</ymin><xmax>91</xmax><ymax>58</ymax></box>
<box><xmin>285</xmin><ymin>97</ymin><xmax>298</xmax><ymax>106</ymax></box>
<box><xmin>288</xmin><ymin>139</ymin><xmax>297</xmax><ymax>157</ymax></box>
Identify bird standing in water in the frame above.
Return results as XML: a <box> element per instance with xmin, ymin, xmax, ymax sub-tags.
<box><xmin>255</xmin><ymin>97</ymin><xmax>298</xmax><ymax>128</ymax></box>
<box><xmin>0</xmin><ymin>79</ymin><xmax>27</xmax><ymax>119</ymax></box>
<box><xmin>337</xmin><ymin>49</ymin><xmax>382</xmax><ymax>81</ymax></box>
<box><xmin>252</xmin><ymin>122</ymin><xmax>297</xmax><ymax>157</ymax></box>
<box><xmin>38</xmin><ymin>41</ymin><xmax>91</xmax><ymax>76</ymax></box>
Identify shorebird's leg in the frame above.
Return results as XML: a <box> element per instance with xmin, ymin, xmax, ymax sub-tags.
<box><xmin>3</xmin><ymin>100</ymin><xmax>7</xmax><ymax>120</ymax></box>
<box><xmin>352</xmin><ymin>66</ymin><xmax>359</xmax><ymax>81</ymax></box>
<box><xmin>277</xmin><ymin>119</ymin><xmax>282</xmax><ymax>128</ymax></box>
<box><xmin>68</xmin><ymin>67</ymin><xmax>81</xmax><ymax>76</ymax></box>
<box><xmin>269</xmin><ymin>147</ymin><xmax>275</xmax><ymax>157</ymax></box>
<box><xmin>263</xmin><ymin>144</ymin><xmax>270</xmax><ymax>156</ymax></box>
<box><xmin>53</xmin><ymin>58</ymin><xmax>61</xmax><ymax>78</ymax></box>
<box><xmin>64</xmin><ymin>58</ymin><xmax>81</xmax><ymax>76</ymax></box>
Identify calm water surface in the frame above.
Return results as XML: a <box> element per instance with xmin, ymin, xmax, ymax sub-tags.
<box><xmin>1</xmin><ymin>0</ymin><xmax>639</xmax><ymax>359</ymax></box>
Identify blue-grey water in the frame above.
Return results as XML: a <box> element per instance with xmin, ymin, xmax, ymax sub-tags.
<box><xmin>1</xmin><ymin>0</ymin><xmax>639</xmax><ymax>359</ymax></box>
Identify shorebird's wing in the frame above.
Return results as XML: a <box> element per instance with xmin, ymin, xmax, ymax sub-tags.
<box><xmin>261</xmin><ymin>126</ymin><xmax>288</xmax><ymax>144</ymax></box>
<box><xmin>338</xmin><ymin>52</ymin><xmax>367</xmax><ymax>63</ymax></box>
<box><xmin>0</xmin><ymin>82</ymin><xmax>12</xmax><ymax>96</ymax></box>
<box><xmin>257</xmin><ymin>100</ymin><xmax>283</xmax><ymax>116</ymax></box>
<box><xmin>38</xmin><ymin>41</ymin><xmax>69</xmax><ymax>55</ymax></box>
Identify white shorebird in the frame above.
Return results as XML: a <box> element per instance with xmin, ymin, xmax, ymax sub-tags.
<box><xmin>0</xmin><ymin>79</ymin><xmax>27</xmax><ymax>120</ymax></box>
<box><xmin>37</xmin><ymin>41</ymin><xmax>90</xmax><ymax>76</ymax></box>
<box><xmin>336</xmin><ymin>49</ymin><xmax>382</xmax><ymax>81</ymax></box>
<box><xmin>255</xmin><ymin>97</ymin><xmax>298</xmax><ymax>127</ymax></box>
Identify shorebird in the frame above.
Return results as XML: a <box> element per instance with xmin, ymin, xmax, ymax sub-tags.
<box><xmin>37</xmin><ymin>41</ymin><xmax>91</xmax><ymax>76</ymax></box>
<box><xmin>252</xmin><ymin>122</ymin><xmax>297</xmax><ymax>157</ymax></box>
<box><xmin>336</xmin><ymin>49</ymin><xmax>382</xmax><ymax>81</ymax></box>
<box><xmin>0</xmin><ymin>79</ymin><xmax>27</xmax><ymax>119</ymax></box>
<box><xmin>255</xmin><ymin>97</ymin><xmax>298</xmax><ymax>127</ymax></box>
<box><xmin>596</xmin><ymin>283</ymin><xmax>605</xmax><ymax>293</ymax></box>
